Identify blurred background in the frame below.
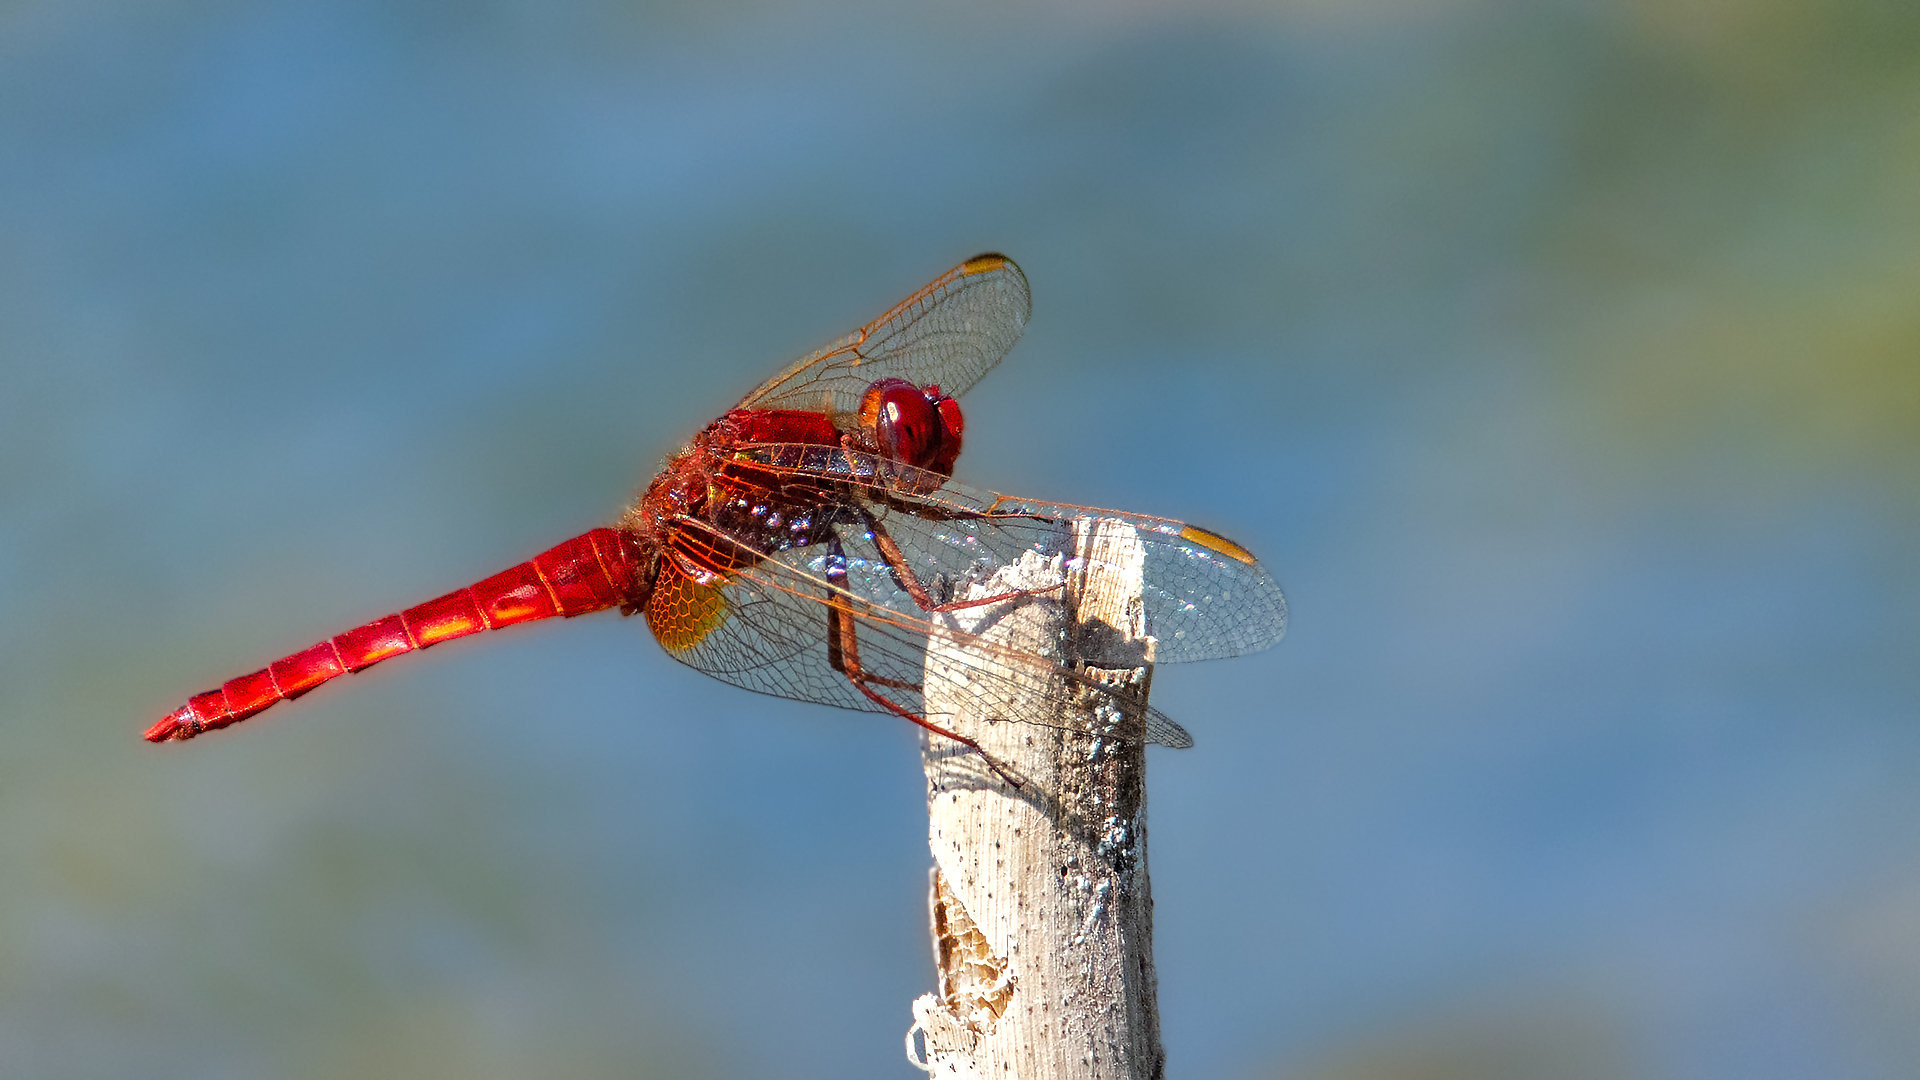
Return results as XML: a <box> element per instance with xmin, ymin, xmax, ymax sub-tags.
<box><xmin>5</xmin><ymin>0</ymin><xmax>1919</xmax><ymax>1076</ymax></box>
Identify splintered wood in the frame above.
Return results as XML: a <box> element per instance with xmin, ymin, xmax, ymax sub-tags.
<box><xmin>909</xmin><ymin>518</ymin><xmax>1165</xmax><ymax>1080</ymax></box>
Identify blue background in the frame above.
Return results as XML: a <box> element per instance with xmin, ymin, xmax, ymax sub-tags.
<box><xmin>5</xmin><ymin>2</ymin><xmax>1920</xmax><ymax>1077</ymax></box>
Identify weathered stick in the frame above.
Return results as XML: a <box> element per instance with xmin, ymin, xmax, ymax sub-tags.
<box><xmin>908</xmin><ymin>517</ymin><xmax>1164</xmax><ymax>1079</ymax></box>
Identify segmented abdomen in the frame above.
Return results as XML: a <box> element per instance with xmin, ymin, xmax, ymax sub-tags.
<box><xmin>144</xmin><ymin>528</ymin><xmax>641</xmax><ymax>741</ymax></box>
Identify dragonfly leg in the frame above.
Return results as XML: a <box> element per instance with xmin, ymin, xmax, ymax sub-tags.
<box><xmin>822</xmin><ymin>535</ymin><xmax>1021</xmax><ymax>789</ymax></box>
<box><xmin>821</xmin><ymin>537</ymin><xmax>919</xmax><ymax>690</ymax></box>
<box><xmin>858</xmin><ymin>507</ymin><xmax>1062</xmax><ymax>616</ymax></box>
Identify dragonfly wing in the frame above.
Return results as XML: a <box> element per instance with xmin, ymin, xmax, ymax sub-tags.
<box><xmin>651</xmin><ymin>518</ymin><xmax>1195</xmax><ymax>748</ymax></box>
<box><xmin>735</xmin><ymin>444</ymin><xmax>1290</xmax><ymax>665</ymax></box>
<box><xmin>736</xmin><ymin>254</ymin><xmax>1032</xmax><ymax>417</ymax></box>
<box><xmin>650</xmin><ymin>556</ymin><xmax>884</xmax><ymax>716</ymax></box>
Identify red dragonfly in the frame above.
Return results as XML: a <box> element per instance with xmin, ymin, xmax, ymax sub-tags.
<box><xmin>146</xmin><ymin>255</ymin><xmax>1286</xmax><ymax>777</ymax></box>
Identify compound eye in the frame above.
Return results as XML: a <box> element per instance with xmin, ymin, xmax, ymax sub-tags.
<box><xmin>935</xmin><ymin>395</ymin><xmax>963</xmax><ymax>443</ymax></box>
<box><xmin>865</xmin><ymin>378</ymin><xmax>943</xmax><ymax>469</ymax></box>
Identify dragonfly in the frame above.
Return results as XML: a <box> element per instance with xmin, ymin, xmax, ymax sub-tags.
<box><xmin>145</xmin><ymin>254</ymin><xmax>1288</xmax><ymax>782</ymax></box>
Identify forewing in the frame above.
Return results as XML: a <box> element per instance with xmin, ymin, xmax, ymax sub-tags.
<box><xmin>650</xmin><ymin>517</ymin><xmax>1195</xmax><ymax>748</ymax></box>
<box><xmin>737</xmin><ymin>445</ymin><xmax>1289</xmax><ymax>664</ymax></box>
<box><xmin>736</xmin><ymin>254</ymin><xmax>1032</xmax><ymax>416</ymax></box>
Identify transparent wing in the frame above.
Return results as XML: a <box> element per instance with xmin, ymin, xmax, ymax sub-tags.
<box><xmin>732</xmin><ymin>444</ymin><xmax>1290</xmax><ymax>664</ymax></box>
<box><xmin>650</xmin><ymin>517</ymin><xmax>1196</xmax><ymax>749</ymax></box>
<box><xmin>735</xmin><ymin>254</ymin><xmax>1032</xmax><ymax>416</ymax></box>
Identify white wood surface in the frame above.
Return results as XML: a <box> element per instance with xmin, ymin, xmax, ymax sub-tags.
<box><xmin>908</xmin><ymin>518</ymin><xmax>1165</xmax><ymax>1079</ymax></box>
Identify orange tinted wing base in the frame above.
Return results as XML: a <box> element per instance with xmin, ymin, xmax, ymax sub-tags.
<box><xmin>646</xmin><ymin>562</ymin><xmax>732</xmax><ymax>654</ymax></box>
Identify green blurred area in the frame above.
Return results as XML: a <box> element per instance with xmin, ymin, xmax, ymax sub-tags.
<box><xmin>1540</xmin><ymin>0</ymin><xmax>1920</xmax><ymax>490</ymax></box>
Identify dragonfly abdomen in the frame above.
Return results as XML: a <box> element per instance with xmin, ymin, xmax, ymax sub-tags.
<box><xmin>144</xmin><ymin>528</ymin><xmax>643</xmax><ymax>741</ymax></box>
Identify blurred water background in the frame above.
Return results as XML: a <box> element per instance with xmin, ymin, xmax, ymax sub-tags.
<box><xmin>5</xmin><ymin>1</ymin><xmax>1920</xmax><ymax>1077</ymax></box>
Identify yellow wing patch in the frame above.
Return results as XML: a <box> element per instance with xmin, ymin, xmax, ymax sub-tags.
<box><xmin>1179</xmin><ymin>525</ymin><xmax>1259</xmax><ymax>565</ymax></box>
<box><xmin>646</xmin><ymin>564</ymin><xmax>732</xmax><ymax>653</ymax></box>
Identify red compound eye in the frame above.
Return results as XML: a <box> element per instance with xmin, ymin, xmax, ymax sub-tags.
<box><xmin>929</xmin><ymin>393</ymin><xmax>963</xmax><ymax>477</ymax></box>
<box><xmin>862</xmin><ymin>378</ymin><xmax>956</xmax><ymax>473</ymax></box>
